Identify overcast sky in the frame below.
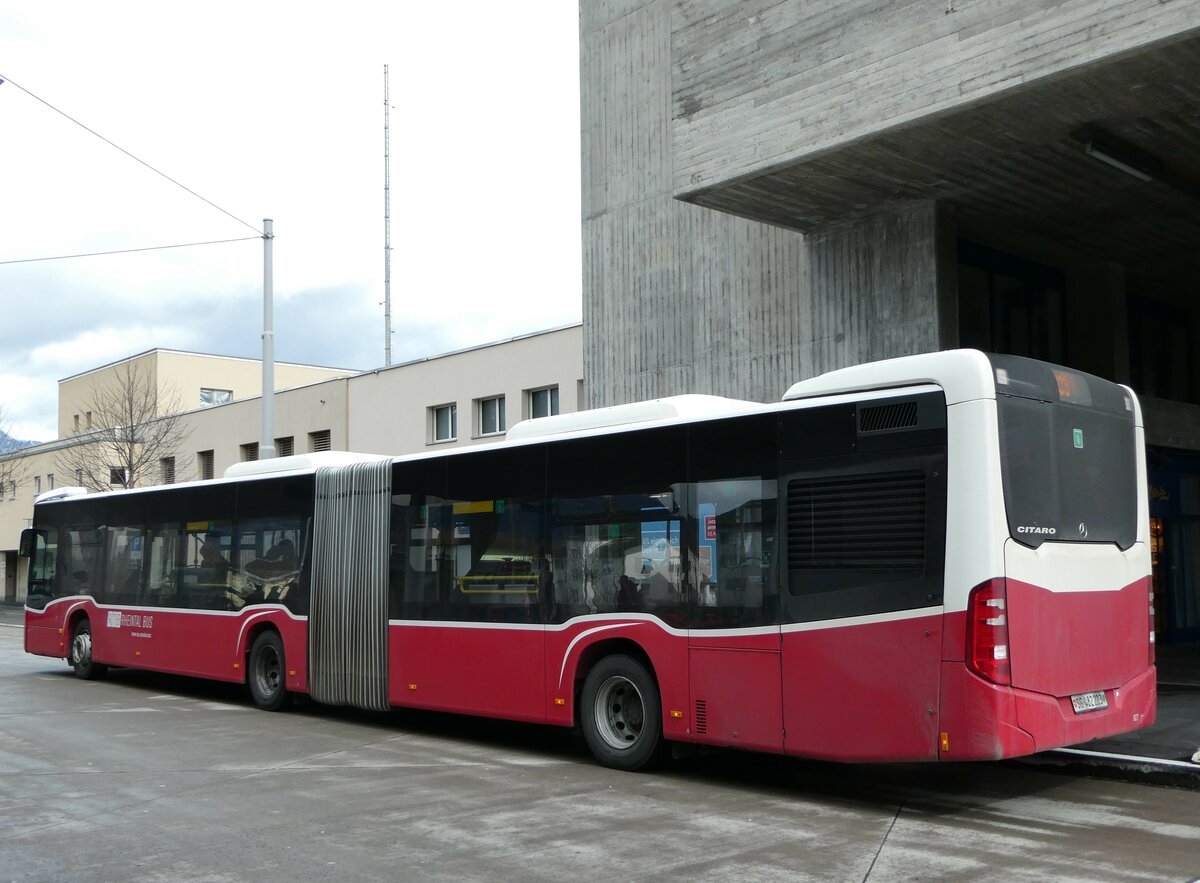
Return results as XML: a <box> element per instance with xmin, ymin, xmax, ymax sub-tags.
<box><xmin>0</xmin><ymin>2</ymin><xmax>582</xmax><ymax>442</ymax></box>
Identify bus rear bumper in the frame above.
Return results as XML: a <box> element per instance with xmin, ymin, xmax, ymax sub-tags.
<box><xmin>1014</xmin><ymin>664</ymin><xmax>1157</xmax><ymax>753</ymax></box>
<box><xmin>938</xmin><ymin>662</ymin><xmax>1157</xmax><ymax>761</ymax></box>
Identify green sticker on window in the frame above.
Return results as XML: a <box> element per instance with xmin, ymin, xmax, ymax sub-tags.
<box><xmin>1073</xmin><ymin>428</ymin><xmax>1084</xmax><ymax>449</ymax></box>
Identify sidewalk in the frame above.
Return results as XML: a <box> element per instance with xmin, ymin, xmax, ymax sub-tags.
<box><xmin>3</xmin><ymin>601</ymin><xmax>1197</xmax><ymax>784</ymax></box>
<box><xmin>1029</xmin><ymin>642</ymin><xmax>1200</xmax><ymax>788</ymax></box>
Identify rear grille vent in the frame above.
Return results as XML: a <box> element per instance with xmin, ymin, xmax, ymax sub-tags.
<box><xmin>788</xmin><ymin>471</ymin><xmax>926</xmax><ymax>570</ymax></box>
<box><xmin>859</xmin><ymin>401</ymin><xmax>918</xmax><ymax>433</ymax></box>
<box><xmin>695</xmin><ymin>699</ymin><xmax>707</xmax><ymax>735</ymax></box>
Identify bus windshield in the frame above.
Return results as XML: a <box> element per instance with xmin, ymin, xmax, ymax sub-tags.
<box><xmin>990</xmin><ymin>354</ymin><xmax>1138</xmax><ymax>550</ymax></box>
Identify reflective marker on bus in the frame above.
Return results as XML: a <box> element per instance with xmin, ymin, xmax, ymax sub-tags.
<box><xmin>21</xmin><ymin>350</ymin><xmax>1155</xmax><ymax>769</ymax></box>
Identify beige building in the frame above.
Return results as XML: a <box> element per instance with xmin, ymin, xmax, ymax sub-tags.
<box><xmin>57</xmin><ymin>349</ymin><xmax>355</xmax><ymax>439</ymax></box>
<box><xmin>0</xmin><ymin>324</ymin><xmax>583</xmax><ymax>604</ymax></box>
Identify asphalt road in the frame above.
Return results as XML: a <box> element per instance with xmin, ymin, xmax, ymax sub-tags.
<box><xmin>2</xmin><ymin>619</ymin><xmax>1199</xmax><ymax>883</ymax></box>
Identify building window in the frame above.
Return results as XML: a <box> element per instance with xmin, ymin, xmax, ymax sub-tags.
<box><xmin>309</xmin><ymin>430</ymin><xmax>332</xmax><ymax>453</ymax></box>
<box><xmin>200</xmin><ymin>388</ymin><xmax>233</xmax><ymax>407</ymax></box>
<box><xmin>75</xmin><ymin>469</ymin><xmax>83</xmax><ymax>486</ymax></box>
<box><xmin>478</xmin><ymin>396</ymin><xmax>505</xmax><ymax>436</ymax></box>
<box><xmin>160</xmin><ymin>457</ymin><xmax>176</xmax><ymax>485</ymax></box>
<box><xmin>109</xmin><ymin>466</ymin><xmax>129</xmax><ymax>487</ymax></box>
<box><xmin>957</xmin><ymin>240</ymin><xmax>1066</xmax><ymax>364</ymax></box>
<box><xmin>276</xmin><ymin>436</ymin><xmax>295</xmax><ymax>457</ymax></box>
<box><xmin>241</xmin><ymin>442</ymin><xmax>260</xmax><ymax>462</ymax></box>
<box><xmin>1129</xmin><ymin>295</ymin><xmax>1194</xmax><ymax>403</ymax></box>
<box><xmin>34</xmin><ymin>476</ymin><xmax>41</xmax><ymax>494</ymax></box>
<box><xmin>8</xmin><ymin>481</ymin><xmax>14</xmax><ymax>500</ymax></box>
<box><xmin>85</xmin><ymin>411</ymin><xmax>93</xmax><ymax>429</ymax></box>
<box><xmin>431</xmin><ymin>404</ymin><xmax>457</xmax><ymax>443</ymax></box>
<box><xmin>47</xmin><ymin>473</ymin><xmax>54</xmax><ymax>490</ymax></box>
<box><xmin>529</xmin><ymin>386</ymin><xmax>559</xmax><ymax>419</ymax></box>
<box><xmin>198</xmin><ymin>450</ymin><xmax>215</xmax><ymax>481</ymax></box>
<box><xmin>73</xmin><ymin>414</ymin><xmax>80</xmax><ymax>433</ymax></box>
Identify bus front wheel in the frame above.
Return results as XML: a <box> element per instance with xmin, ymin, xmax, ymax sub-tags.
<box><xmin>248</xmin><ymin>631</ymin><xmax>291</xmax><ymax>711</ymax></box>
<box><xmin>70</xmin><ymin>619</ymin><xmax>107</xmax><ymax>680</ymax></box>
<box><xmin>580</xmin><ymin>654</ymin><xmax>663</xmax><ymax>771</ymax></box>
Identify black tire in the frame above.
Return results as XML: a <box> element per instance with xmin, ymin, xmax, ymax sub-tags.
<box><xmin>580</xmin><ymin>654</ymin><xmax>663</xmax><ymax>771</ymax></box>
<box><xmin>248</xmin><ymin>631</ymin><xmax>291</xmax><ymax>711</ymax></box>
<box><xmin>69</xmin><ymin>619</ymin><xmax>108</xmax><ymax>680</ymax></box>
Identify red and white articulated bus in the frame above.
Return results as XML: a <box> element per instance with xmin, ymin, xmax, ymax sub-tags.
<box><xmin>23</xmin><ymin>350</ymin><xmax>1155</xmax><ymax>770</ymax></box>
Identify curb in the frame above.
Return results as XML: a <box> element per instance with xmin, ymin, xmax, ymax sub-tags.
<box><xmin>1014</xmin><ymin>748</ymin><xmax>1200</xmax><ymax>791</ymax></box>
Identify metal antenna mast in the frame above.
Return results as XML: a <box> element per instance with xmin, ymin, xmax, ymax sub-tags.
<box><xmin>383</xmin><ymin>64</ymin><xmax>393</xmax><ymax>367</ymax></box>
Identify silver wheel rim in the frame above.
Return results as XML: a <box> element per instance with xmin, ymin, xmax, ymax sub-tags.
<box><xmin>71</xmin><ymin>630</ymin><xmax>92</xmax><ymax>667</ymax></box>
<box><xmin>254</xmin><ymin>645</ymin><xmax>281</xmax><ymax>698</ymax></box>
<box><xmin>592</xmin><ymin>675</ymin><xmax>645</xmax><ymax>751</ymax></box>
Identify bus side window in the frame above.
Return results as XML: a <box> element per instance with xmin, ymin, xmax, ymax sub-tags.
<box><xmin>102</xmin><ymin>526</ymin><xmax>146</xmax><ymax>606</ymax></box>
<box><xmin>63</xmin><ymin>528</ymin><xmax>105</xmax><ymax>602</ymax></box>
<box><xmin>549</xmin><ymin>492</ymin><xmax>685</xmax><ymax>626</ymax></box>
<box><xmin>443</xmin><ymin>498</ymin><xmax>544</xmax><ymax>624</ymax></box>
<box><xmin>403</xmin><ymin>495</ymin><xmax>450</xmax><ymax>621</ymax></box>
<box><xmin>692</xmin><ymin>478</ymin><xmax>777</xmax><ymax>629</ymax></box>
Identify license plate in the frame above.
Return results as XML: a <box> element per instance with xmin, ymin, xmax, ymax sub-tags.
<box><xmin>1071</xmin><ymin>691</ymin><xmax>1109</xmax><ymax>714</ymax></box>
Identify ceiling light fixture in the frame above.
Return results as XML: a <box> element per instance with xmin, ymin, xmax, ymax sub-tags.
<box><xmin>1084</xmin><ymin>141</ymin><xmax>1153</xmax><ymax>182</ymax></box>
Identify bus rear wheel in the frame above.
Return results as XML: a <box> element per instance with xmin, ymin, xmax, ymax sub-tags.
<box><xmin>70</xmin><ymin>619</ymin><xmax>107</xmax><ymax>680</ymax></box>
<box><xmin>248</xmin><ymin>631</ymin><xmax>291</xmax><ymax>711</ymax></box>
<box><xmin>581</xmin><ymin>655</ymin><xmax>663</xmax><ymax>771</ymax></box>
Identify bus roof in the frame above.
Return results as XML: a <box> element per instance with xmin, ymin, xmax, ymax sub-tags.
<box><xmin>783</xmin><ymin>349</ymin><xmax>996</xmax><ymax>406</ymax></box>
<box><xmin>505</xmin><ymin>394</ymin><xmax>760</xmax><ymax>442</ymax></box>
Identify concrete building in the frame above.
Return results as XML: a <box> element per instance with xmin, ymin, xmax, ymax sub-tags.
<box><xmin>0</xmin><ymin>324</ymin><xmax>583</xmax><ymax>604</ymax></box>
<box><xmin>580</xmin><ymin>2</ymin><xmax>1200</xmax><ymax>642</ymax></box>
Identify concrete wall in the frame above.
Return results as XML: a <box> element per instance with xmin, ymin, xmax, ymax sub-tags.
<box><xmin>582</xmin><ymin>0</ymin><xmax>810</xmax><ymax>406</ymax></box>
<box><xmin>802</xmin><ymin>201</ymin><xmax>958</xmax><ymax>375</ymax></box>
<box><xmin>671</xmin><ymin>0</ymin><xmax>1200</xmax><ymax>196</ymax></box>
<box><xmin>581</xmin><ymin>1</ymin><xmax>962</xmax><ymax>405</ymax></box>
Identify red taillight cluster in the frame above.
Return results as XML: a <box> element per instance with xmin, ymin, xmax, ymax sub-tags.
<box><xmin>966</xmin><ymin>578</ymin><xmax>1010</xmax><ymax>685</ymax></box>
<box><xmin>1148</xmin><ymin>583</ymin><xmax>1156</xmax><ymax>666</ymax></box>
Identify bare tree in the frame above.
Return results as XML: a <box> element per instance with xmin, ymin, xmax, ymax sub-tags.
<box><xmin>56</xmin><ymin>362</ymin><xmax>187</xmax><ymax>492</ymax></box>
<box><xmin>0</xmin><ymin>405</ymin><xmax>31</xmax><ymax>495</ymax></box>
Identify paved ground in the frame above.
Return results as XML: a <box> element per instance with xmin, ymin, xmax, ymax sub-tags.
<box><xmin>4</xmin><ymin>616</ymin><xmax>1200</xmax><ymax>882</ymax></box>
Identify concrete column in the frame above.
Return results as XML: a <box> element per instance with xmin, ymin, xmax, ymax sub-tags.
<box><xmin>800</xmin><ymin>201</ymin><xmax>953</xmax><ymax>379</ymax></box>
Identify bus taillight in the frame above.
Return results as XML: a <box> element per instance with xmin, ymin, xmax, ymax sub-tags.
<box><xmin>1148</xmin><ymin>584</ymin><xmax>1156</xmax><ymax>666</ymax></box>
<box><xmin>967</xmin><ymin>578</ymin><xmax>1011</xmax><ymax>685</ymax></box>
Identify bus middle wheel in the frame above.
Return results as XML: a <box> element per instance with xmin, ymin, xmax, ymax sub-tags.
<box><xmin>248</xmin><ymin>630</ymin><xmax>291</xmax><ymax>711</ymax></box>
<box><xmin>580</xmin><ymin>654</ymin><xmax>663</xmax><ymax>771</ymax></box>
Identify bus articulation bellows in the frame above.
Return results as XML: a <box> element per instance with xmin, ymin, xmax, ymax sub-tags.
<box><xmin>22</xmin><ymin>350</ymin><xmax>1155</xmax><ymax>769</ymax></box>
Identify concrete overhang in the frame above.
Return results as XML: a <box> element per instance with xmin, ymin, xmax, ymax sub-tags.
<box><xmin>674</xmin><ymin>28</ymin><xmax>1200</xmax><ymax>271</ymax></box>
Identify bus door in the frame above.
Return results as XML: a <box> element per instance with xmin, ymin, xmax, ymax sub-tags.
<box><xmin>688</xmin><ymin>478</ymin><xmax>783</xmax><ymax>753</ymax></box>
<box><xmin>777</xmin><ymin>397</ymin><xmax>948</xmax><ymax>762</ymax></box>
<box><xmin>391</xmin><ymin>448</ymin><xmax>548</xmax><ymax>723</ymax></box>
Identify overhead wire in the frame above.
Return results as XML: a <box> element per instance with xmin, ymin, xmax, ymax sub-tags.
<box><xmin>0</xmin><ymin>236</ymin><xmax>262</xmax><ymax>266</ymax></box>
<box><xmin>0</xmin><ymin>72</ymin><xmax>264</xmax><ymax>239</ymax></box>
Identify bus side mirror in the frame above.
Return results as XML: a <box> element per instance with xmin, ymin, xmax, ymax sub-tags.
<box><xmin>18</xmin><ymin>528</ymin><xmax>42</xmax><ymax>558</ymax></box>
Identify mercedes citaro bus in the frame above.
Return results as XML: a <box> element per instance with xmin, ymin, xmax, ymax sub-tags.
<box><xmin>24</xmin><ymin>350</ymin><xmax>1154</xmax><ymax>770</ymax></box>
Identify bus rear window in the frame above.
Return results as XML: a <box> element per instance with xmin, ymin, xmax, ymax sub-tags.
<box><xmin>990</xmin><ymin>355</ymin><xmax>1138</xmax><ymax>550</ymax></box>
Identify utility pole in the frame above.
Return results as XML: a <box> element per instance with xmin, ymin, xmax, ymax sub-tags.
<box><xmin>383</xmin><ymin>64</ymin><xmax>393</xmax><ymax>367</ymax></box>
<box><xmin>261</xmin><ymin>218</ymin><xmax>276</xmax><ymax>459</ymax></box>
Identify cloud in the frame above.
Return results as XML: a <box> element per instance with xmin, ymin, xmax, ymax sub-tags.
<box><xmin>0</xmin><ymin>2</ymin><xmax>582</xmax><ymax>445</ymax></box>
